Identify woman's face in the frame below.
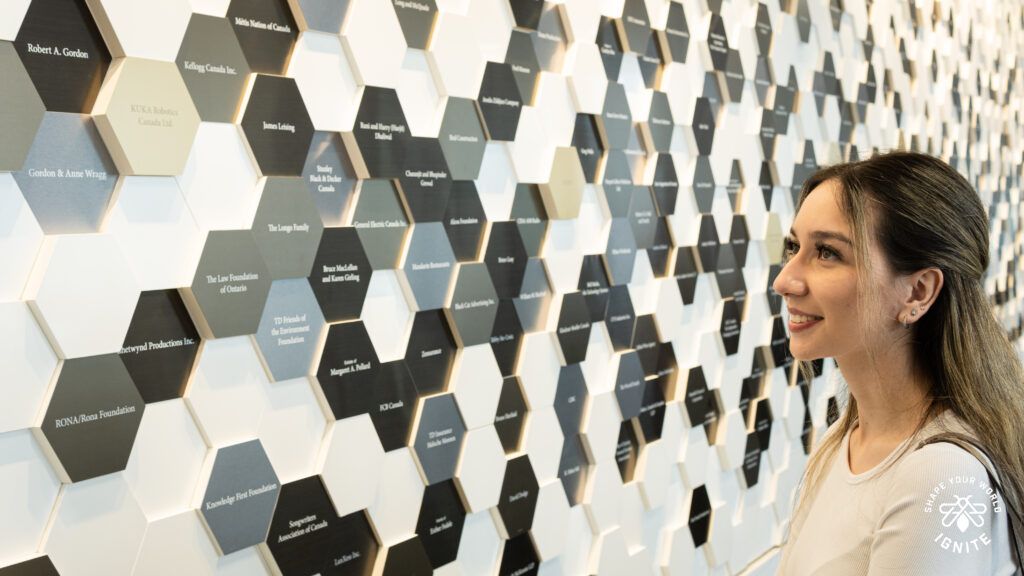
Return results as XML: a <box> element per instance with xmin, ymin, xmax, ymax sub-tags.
<box><xmin>772</xmin><ymin>179</ymin><xmax>902</xmax><ymax>363</ymax></box>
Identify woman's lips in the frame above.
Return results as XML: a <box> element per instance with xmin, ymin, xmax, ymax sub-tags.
<box><xmin>787</xmin><ymin>310</ymin><xmax>823</xmax><ymax>333</ymax></box>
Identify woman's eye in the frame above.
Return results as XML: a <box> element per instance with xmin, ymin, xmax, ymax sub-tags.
<box><xmin>818</xmin><ymin>245</ymin><xmax>839</xmax><ymax>261</ymax></box>
<box><xmin>783</xmin><ymin>239</ymin><xmax>799</xmax><ymax>259</ymax></box>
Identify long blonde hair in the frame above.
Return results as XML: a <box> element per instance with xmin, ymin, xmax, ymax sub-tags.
<box><xmin>789</xmin><ymin>151</ymin><xmax>1024</xmax><ymax>550</ymax></box>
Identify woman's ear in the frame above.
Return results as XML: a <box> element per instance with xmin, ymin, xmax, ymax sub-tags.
<box><xmin>901</xmin><ymin>267</ymin><xmax>943</xmax><ymax>325</ymax></box>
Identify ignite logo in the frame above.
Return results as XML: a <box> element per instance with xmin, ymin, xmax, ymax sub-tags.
<box><xmin>939</xmin><ymin>495</ymin><xmax>987</xmax><ymax>532</ymax></box>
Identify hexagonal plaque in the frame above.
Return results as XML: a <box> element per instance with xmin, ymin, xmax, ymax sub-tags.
<box><xmin>252</xmin><ymin>177</ymin><xmax>325</xmax><ymax>280</ymax></box>
<box><xmin>35</xmin><ymin>354</ymin><xmax>144</xmax><ymax>482</ymax></box>
<box><xmin>264</xmin><ymin>476</ymin><xmax>379</xmax><ymax>576</ymax></box>
<box><xmin>14</xmin><ymin>0</ymin><xmax>110</xmax><ymax>113</ymax></box>
<box><xmin>513</xmin><ymin>258</ymin><xmax>552</xmax><ymax>333</ymax></box>
<box><xmin>0</xmin><ymin>43</ymin><xmax>44</xmax><ymax>172</ymax></box>
<box><xmin>539</xmin><ymin>146</ymin><xmax>585</xmax><ymax>220</ymax></box>
<box><xmin>605</xmin><ymin>285</ymin><xmax>635</xmax><ymax>352</ymax></box>
<box><xmin>183</xmin><ymin>230</ymin><xmax>272</xmax><ymax>339</ymax></box>
<box><xmin>92</xmin><ymin>58</ymin><xmax>201</xmax><ymax>176</ymax></box>
<box><xmin>438</xmin><ymin>97</ymin><xmax>486</xmax><ymax>180</ymax></box>
<box><xmin>416</xmin><ymin>479</ymin><xmax>465</xmax><ymax>569</ymax></box>
<box><xmin>637</xmin><ymin>378</ymin><xmax>666</xmax><ymax>442</ymax></box>
<box><xmin>579</xmin><ymin>255</ymin><xmax>611</xmax><ymax>322</ymax></box>
<box><xmin>658</xmin><ymin>2</ymin><xmax>690</xmax><ymax>63</ymax></box>
<box><xmin>227</xmin><ymin>0</ymin><xmax>297</xmax><ymax>75</ymax></box>
<box><xmin>239</xmin><ymin>74</ymin><xmax>315</xmax><ymax>177</ymax></box>
<box><xmin>316</xmin><ymin>320</ymin><xmax>380</xmax><ymax>419</ymax></box>
<box><xmin>599</xmin><ymin>82</ymin><xmax>631</xmax><ymax>150</ymax></box>
<box><xmin>495</xmin><ymin>376</ymin><xmax>528</xmax><ymax>454</ymax></box>
<box><xmin>370</xmin><ymin>360</ymin><xmax>419</xmax><ymax>452</ymax></box>
<box><xmin>302</xmin><ymin>131</ymin><xmax>357</xmax><ymax>227</ymax></box>
<box><xmin>506</xmin><ymin>30</ymin><xmax>540</xmax><ymax>105</ymax></box>
<box><xmin>604</xmin><ymin>218</ymin><xmax>637</xmax><ymax>286</ymax></box>
<box><xmin>199</xmin><ymin>439</ymin><xmax>281</xmax><ymax>555</ymax></box>
<box><xmin>344</xmin><ymin>86</ymin><xmax>411</xmax><ymax>179</ymax></box>
<box><xmin>491</xmin><ymin>300</ymin><xmax>523</xmax><ymax>377</ymax></box>
<box><xmin>401</xmin><ymin>222</ymin><xmax>457</xmax><ymax>310</ymax></box>
<box><xmin>381</xmin><ymin>536</ymin><xmax>432</xmax><ymax>576</ymax></box>
<box><xmin>404</xmin><ymin>310</ymin><xmax>456</xmax><ymax>396</ymax></box>
<box><xmin>555</xmin><ymin>292</ymin><xmax>590</xmax><ymax>365</ymax></box>
<box><xmin>531</xmin><ymin>3</ymin><xmax>567</xmax><ymax>73</ymax></box>
<box><xmin>399</xmin><ymin>137</ymin><xmax>452</xmax><ymax>222</ymax></box>
<box><xmin>175</xmin><ymin>14</ymin><xmax>251</xmax><ymax>122</ymax></box>
<box><xmin>351</xmin><ymin>179</ymin><xmax>410</xmax><ymax>270</ymax></box>
<box><xmin>497</xmin><ymin>455</ymin><xmax>539</xmax><ymax>539</ymax></box>
<box><xmin>557</xmin><ymin>435</ymin><xmax>589</xmax><ymax>506</ymax></box>
<box><xmin>309</xmin><ymin>226</ymin><xmax>371</xmax><ymax>322</ymax></box>
<box><xmin>571</xmin><ymin>114</ymin><xmax>603</xmax><ymax>184</ymax></box>
<box><xmin>554</xmin><ymin>364</ymin><xmax>587</xmax><ymax>437</ymax></box>
<box><xmin>446</xmin><ymin>262</ymin><xmax>499</xmax><ymax>347</ymax></box>
<box><xmin>485</xmin><ymin>222</ymin><xmax>528</xmax><ymax>300</ymax></box>
<box><xmin>688</xmin><ymin>485</ymin><xmax>711</xmax><ymax>546</ymax></box>
<box><xmin>720</xmin><ymin>298</ymin><xmax>741</xmax><ymax>356</ymax></box>
<box><xmin>509</xmin><ymin>0</ymin><xmax>543</xmax><ymax>30</ymax></box>
<box><xmin>14</xmin><ymin>112</ymin><xmax>117</xmax><ymax>234</ymax></box>
<box><xmin>614</xmin><ymin>351</ymin><xmax>645</xmax><ymax>420</ymax></box>
<box><xmin>510</xmin><ymin>184</ymin><xmax>548</xmax><ymax>258</ymax></box>
<box><xmin>596</xmin><ymin>16</ymin><xmax>623</xmax><ymax>81</ymax></box>
<box><xmin>499</xmin><ymin>533</ymin><xmax>540</xmax><ymax>576</ymax></box>
<box><xmin>254</xmin><ymin>279</ymin><xmax>326</xmax><ymax>382</ymax></box>
<box><xmin>119</xmin><ymin>289</ymin><xmax>200</xmax><ymax>403</ymax></box>
<box><xmin>392</xmin><ymin>0</ymin><xmax>437</xmax><ymax>49</ymax></box>
<box><xmin>412</xmin><ymin>393</ymin><xmax>466</xmax><ymax>484</ymax></box>
<box><xmin>0</xmin><ymin>557</ymin><xmax>59</xmax><ymax>576</ymax></box>
<box><xmin>444</xmin><ymin>181</ymin><xmax>487</xmax><ymax>262</ymax></box>
<box><xmin>476</xmin><ymin>61</ymin><xmax>523</xmax><ymax>141</ymax></box>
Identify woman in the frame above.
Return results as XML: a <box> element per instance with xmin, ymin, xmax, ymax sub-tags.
<box><xmin>773</xmin><ymin>151</ymin><xmax>1024</xmax><ymax>574</ymax></box>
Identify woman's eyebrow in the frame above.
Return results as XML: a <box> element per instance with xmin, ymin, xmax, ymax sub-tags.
<box><xmin>788</xmin><ymin>228</ymin><xmax>853</xmax><ymax>246</ymax></box>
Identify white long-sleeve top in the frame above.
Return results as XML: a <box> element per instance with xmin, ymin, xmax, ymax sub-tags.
<box><xmin>778</xmin><ymin>410</ymin><xmax>1018</xmax><ymax>575</ymax></box>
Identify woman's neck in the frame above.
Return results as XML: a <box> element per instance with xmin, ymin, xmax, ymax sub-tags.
<box><xmin>836</xmin><ymin>344</ymin><xmax>933</xmax><ymax>443</ymax></box>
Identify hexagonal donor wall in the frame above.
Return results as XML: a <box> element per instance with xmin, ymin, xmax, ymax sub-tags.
<box><xmin>5</xmin><ymin>0</ymin><xmax>1018</xmax><ymax>574</ymax></box>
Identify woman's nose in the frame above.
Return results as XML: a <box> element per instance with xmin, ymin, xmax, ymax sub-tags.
<box><xmin>772</xmin><ymin>259</ymin><xmax>806</xmax><ymax>297</ymax></box>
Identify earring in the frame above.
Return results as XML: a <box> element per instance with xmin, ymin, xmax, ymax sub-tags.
<box><xmin>911</xmin><ymin>309</ymin><xmax>918</xmax><ymax>316</ymax></box>
<box><xmin>903</xmin><ymin>313</ymin><xmax>909</xmax><ymax>329</ymax></box>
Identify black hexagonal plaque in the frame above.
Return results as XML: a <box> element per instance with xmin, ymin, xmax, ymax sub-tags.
<box><xmin>119</xmin><ymin>289</ymin><xmax>200</xmax><ymax>404</ymax></box>
<box><xmin>596</xmin><ymin>16</ymin><xmax>623</xmax><ymax>81</ymax></box>
<box><xmin>485</xmin><ymin>222</ymin><xmax>529</xmax><ymax>300</ymax></box>
<box><xmin>405</xmin><ymin>310</ymin><xmax>457</xmax><ymax>396</ymax></box>
<box><xmin>477</xmin><ymin>61</ymin><xmax>524</xmax><ymax>142</ymax></box>
<box><xmin>555</xmin><ymin>292</ymin><xmax>590</xmax><ymax>365</ymax></box>
<box><xmin>444</xmin><ymin>181</ymin><xmax>487</xmax><ymax>262</ymax></box>
<box><xmin>513</xmin><ymin>258</ymin><xmax>552</xmax><ymax>333</ymax></box>
<box><xmin>491</xmin><ymin>299</ymin><xmax>523</xmax><ymax>377</ymax></box>
<box><xmin>689</xmin><ymin>485</ymin><xmax>711</xmax><ymax>546</ymax></box>
<box><xmin>266</xmin><ymin>476</ymin><xmax>379</xmax><ymax>576</ymax></box>
<box><xmin>497</xmin><ymin>455</ymin><xmax>539</xmax><ymax>538</ymax></box>
<box><xmin>38</xmin><ymin>354</ymin><xmax>144</xmax><ymax>482</ymax></box>
<box><xmin>498</xmin><ymin>534</ymin><xmax>539</xmax><ymax>576</ymax></box>
<box><xmin>398</xmin><ymin>137</ymin><xmax>452</xmax><ymax>223</ymax></box>
<box><xmin>317</xmin><ymin>321</ymin><xmax>380</xmax><ymax>419</ymax></box>
<box><xmin>637</xmin><ymin>378</ymin><xmax>667</xmax><ymax>443</ymax></box>
<box><xmin>495</xmin><ymin>376</ymin><xmax>528</xmax><ymax>454</ymax></box>
<box><xmin>506</xmin><ymin>29</ymin><xmax>540</xmax><ymax>105</ymax></box>
<box><xmin>370</xmin><ymin>360</ymin><xmax>419</xmax><ymax>452</ymax></box>
<box><xmin>227</xmin><ymin>0</ymin><xmax>297</xmax><ymax>75</ymax></box>
<box><xmin>345</xmin><ymin>86</ymin><xmax>411</xmax><ymax>179</ymax></box>
<box><xmin>572</xmin><ymin>114</ymin><xmax>603</xmax><ymax>183</ymax></box>
<box><xmin>240</xmin><ymin>74</ymin><xmax>315</xmax><ymax>176</ymax></box>
<box><xmin>15</xmin><ymin>0</ymin><xmax>110</xmax><ymax>113</ymax></box>
<box><xmin>615</xmin><ymin>420</ymin><xmax>639</xmax><ymax>483</ymax></box>
<box><xmin>382</xmin><ymin>536</ymin><xmax>432</xmax><ymax>576</ymax></box>
<box><xmin>309</xmin><ymin>227</ymin><xmax>371</xmax><ymax>322</ymax></box>
<box><xmin>416</xmin><ymin>479</ymin><xmax>466</xmax><ymax>569</ymax></box>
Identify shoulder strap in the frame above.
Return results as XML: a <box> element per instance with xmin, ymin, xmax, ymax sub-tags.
<box><xmin>917</xmin><ymin>433</ymin><xmax>1024</xmax><ymax>574</ymax></box>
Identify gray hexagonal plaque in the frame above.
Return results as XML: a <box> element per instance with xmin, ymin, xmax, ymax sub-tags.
<box><xmin>200</xmin><ymin>439</ymin><xmax>281</xmax><ymax>556</ymax></box>
<box><xmin>14</xmin><ymin>112</ymin><xmax>117</xmax><ymax>234</ymax></box>
<box><xmin>184</xmin><ymin>230</ymin><xmax>273</xmax><ymax>339</ymax></box>
<box><xmin>446</xmin><ymin>262</ymin><xmax>499</xmax><ymax>347</ymax></box>
<box><xmin>438</xmin><ymin>97</ymin><xmax>487</xmax><ymax>180</ymax></box>
<box><xmin>252</xmin><ymin>177</ymin><xmax>325</xmax><ymax>280</ymax></box>
<box><xmin>254</xmin><ymin>279</ymin><xmax>326</xmax><ymax>381</ymax></box>
<box><xmin>0</xmin><ymin>42</ymin><xmax>45</xmax><ymax>172</ymax></box>
<box><xmin>401</xmin><ymin>222</ymin><xmax>457</xmax><ymax>311</ymax></box>
<box><xmin>351</xmin><ymin>179</ymin><xmax>410</xmax><ymax>270</ymax></box>
<box><xmin>176</xmin><ymin>14</ymin><xmax>252</xmax><ymax>122</ymax></box>
<box><xmin>302</xmin><ymin>131</ymin><xmax>358</xmax><ymax>227</ymax></box>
